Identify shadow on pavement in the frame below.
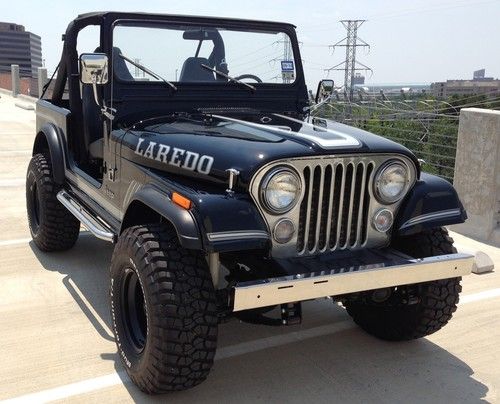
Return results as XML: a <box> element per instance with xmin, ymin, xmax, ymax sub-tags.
<box><xmin>31</xmin><ymin>234</ymin><xmax>489</xmax><ymax>403</ymax></box>
<box><xmin>121</xmin><ymin>328</ymin><xmax>489</xmax><ymax>404</ymax></box>
<box><xmin>30</xmin><ymin>233</ymin><xmax>114</xmax><ymax>341</ymax></box>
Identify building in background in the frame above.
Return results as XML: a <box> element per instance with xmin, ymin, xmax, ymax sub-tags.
<box><xmin>431</xmin><ymin>69</ymin><xmax>500</xmax><ymax>98</ymax></box>
<box><xmin>0</xmin><ymin>22</ymin><xmax>42</xmax><ymax>77</ymax></box>
<box><xmin>352</xmin><ymin>73</ymin><xmax>365</xmax><ymax>85</ymax></box>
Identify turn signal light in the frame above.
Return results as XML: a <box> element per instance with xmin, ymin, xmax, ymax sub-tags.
<box><xmin>172</xmin><ymin>192</ymin><xmax>192</xmax><ymax>210</ymax></box>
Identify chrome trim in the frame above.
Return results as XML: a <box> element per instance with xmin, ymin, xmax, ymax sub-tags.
<box><xmin>273</xmin><ymin>218</ymin><xmax>295</xmax><ymax>244</ymax></box>
<box><xmin>373</xmin><ymin>160</ymin><xmax>414</xmax><ymax>204</ymax></box>
<box><xmin>399</xmin><ymin>209</ymin><xmax>462</xmax><ymax>230</ymax></box>
<box><xmin>57</xmin><ymin>190</ymin><xmax>115</xmax><ymax>242</ymax></box>
<box><xmin>232</xmin><ymin>252</ymin><xmax>474</xmax><ymax>311</ymax></box>
<box><xmin>249</xmin><ymin>154</ymin><xmax>417</xmax><ymax>258</ymax></box>
<box><xmin>206</xmin><ymin>230</ymin><xmax>270</xmax><ymax>242</ymax></box>
<box><xmin>260</xmin><ymin>166</ymin><xmax>301</xmax><ymax>214</ymax></box>
<box><xmin>225</xmin><ymin>168</ymin><xmax>240</xmax><ymax>194</ymax></box>
<box><xmin>372</xmin><ymin>209</ymin><xmax>394</xmax><ymax>233</ymax></box>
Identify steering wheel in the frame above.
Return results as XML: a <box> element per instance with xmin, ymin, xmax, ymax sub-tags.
<box><xmin>234</xmin><ymin>74</ymin><xmax>263</xmax><ymax>83</ymax></box>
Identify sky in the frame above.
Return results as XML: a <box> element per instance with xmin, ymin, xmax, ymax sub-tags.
<box><xmin>3</xmin><ymin>0</ymin><xmax>500</xmax><ymax>90</ymax></box>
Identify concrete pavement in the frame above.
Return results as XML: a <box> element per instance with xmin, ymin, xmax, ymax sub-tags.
<box><xmin>0</xmin><ymin>92</ymin><xmax>499</xmax><ymax>403</ymax></box>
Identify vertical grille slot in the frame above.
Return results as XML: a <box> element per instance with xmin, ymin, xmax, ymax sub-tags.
<box><xmin>296</xmin><ymin>166</ymin><xmax>310</xmax><ymax>253</ymax></box>
<box><xmin>317</xmin><ymin>164</ymin><xmax>332</xmax><ymax>250</ymax></box>
<box><xmin>306</xmin><ymin>166</ymin><xmax>322</xmax><ymax>251</ymax></box>
<box><xmin>298</xmin><ymin>158</ymin><xmax>374</xmax><ymax>255</ymax></box>
<box><xmin>361</xmin><ymin>162</ymin><xmax>374</xmax><ymax>245</ymax></box>
<box><xmin>349</xmin><ymin>162</ymin><xmax>364</xmax><ymax>247</ymax></box>
<box><xmin>328</xmin><ymin>164</ymin><xmax>343</xmax><ymax>250</ymax></box>
<box><xmin>338</xmin><ymin>163</ymin><xmax>354</xmax><ymax>248</ymax></box>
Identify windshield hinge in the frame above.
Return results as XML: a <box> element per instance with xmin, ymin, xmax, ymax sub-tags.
<box><xmin>101</xmin><ymin>105</ymin><xmax>116</xmax><ymax>121</ymax></box>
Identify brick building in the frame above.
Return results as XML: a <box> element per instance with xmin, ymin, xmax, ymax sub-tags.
<box><xmin>431</xmin><ymin>70</ymin><xmax>500</xmax><ymax>98</ymax></box>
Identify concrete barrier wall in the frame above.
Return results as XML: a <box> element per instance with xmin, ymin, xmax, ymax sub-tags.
<box><xmin>0</xmin><ymin>72</ymin><xmax>34</xmax><ymax>96</ymax></box>
<box><xmin>452</xmin><ymin>108</ymin><xmax>500</xmax><ymax>245</ymax></box>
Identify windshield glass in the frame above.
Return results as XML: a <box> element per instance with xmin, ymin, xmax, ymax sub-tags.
<box><xmin>112</xmin><ymin>23</ymin><xmax>297</xmax><ymax>85</ymax></box>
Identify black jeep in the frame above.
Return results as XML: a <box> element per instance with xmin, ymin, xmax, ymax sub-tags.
<box><xmin>26</xmin><ymin>12</ymin><xmax>473</xmax><ymax>394</ymax></box>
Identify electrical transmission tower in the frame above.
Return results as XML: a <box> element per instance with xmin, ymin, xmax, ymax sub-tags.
<box><xmin>325</xmin><ymin>20</ymin><xmax>372</xmax><ymax>100</ymax></box>
<box><xmin>269</xmin><ymin>34</ymin><xmax>294</xmax><ymax>83</ymax></box>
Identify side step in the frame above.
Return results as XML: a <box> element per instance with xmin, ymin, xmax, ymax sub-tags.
<box><xmin>57</xmin><ymin>190</ymin><xmax>116</xmax><ymax>242</ymax></box>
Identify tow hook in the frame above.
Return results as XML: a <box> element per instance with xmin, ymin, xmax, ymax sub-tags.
<box><xmin>281</xmin><ymin>302</ymin><xmax>302</xmax><ymax>325</ymax></box>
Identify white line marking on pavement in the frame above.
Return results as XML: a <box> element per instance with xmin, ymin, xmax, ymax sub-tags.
<box><xmin>1</xmin><ymin>320</ymin><xmax>353</xmax><ymax>403</ymax></box>
<box><xmin>460</xmin><ymin>288</ymin><xmax>500</xmax><ymax>304</ymax></box>
<box><xmin>0</xmin><ymin>232</ymin><xmax>92</xmax><ymax>248</ymax></box>
<box><xmin>0</xmin><ymin>238</ymin><xmax>32</xmax><ymax>247</ymax></box>
<box><xmin>0</xmin><ymin>373</ymin><xmax>125</xmax><ymax>404</ymax></box>
<box><xmin>0</xmin><ymin>178</ymin><xmax>25</xmax><ymax>187</ymax></box>
<box><xmin>2</xmin><ymin>289</ymin><xmax>500</xmax><ymax>403</ymax></box>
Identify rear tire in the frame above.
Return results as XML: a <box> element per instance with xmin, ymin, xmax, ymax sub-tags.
<box><xmin>110</xmin><ymin>224</ymin><xmax>218</xmax><ymax>393</ymax></box>
<box><xmin>26</xmin><ymin>153</ymin><xmax>80</xmax><ymax>251</ymax></box>
<box><xmin>344</xmin><ymin>227</ymin><xmax>462</xmax><ymax>341</ymax></box>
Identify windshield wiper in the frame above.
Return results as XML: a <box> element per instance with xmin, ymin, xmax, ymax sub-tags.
<box><xmin>119</xmin><ymin>53</ymin><xmax>177</xmax><ymax>91</ymax></box>
<box><xmin>200</xmin><ymin>64</ymin><xmax>256</xmax><ymax>92</ymax></box>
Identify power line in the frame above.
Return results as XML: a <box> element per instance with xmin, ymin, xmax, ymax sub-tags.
<box><xmin>297</xmin><ymin>0</ymin><xmax>498</xmax><ymax>33</ymax></box>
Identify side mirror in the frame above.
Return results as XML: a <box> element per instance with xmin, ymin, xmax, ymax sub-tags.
<box><xmin>315</xmin><ymin>79</ymin><xmax>334</xmax><ymax>103</ymax></box>
<box><xmin>80</xmin><ymin>53</ymin><xmax>108</xmax><ymax>85</ymax></box>
<box><xmin>79</xmin><ymin>53</ymin><xmax>115</xmax><ymax>120</ymax></box>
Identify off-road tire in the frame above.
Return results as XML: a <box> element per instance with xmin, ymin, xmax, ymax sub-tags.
<box><xmin>110</xmin><ymin>224</ymin><xmax>218</xmax><ymax>393</ymax></box>
<box><xmin>344</xmin><ymin>227</ymin><xmax>462</xmax><ymax>341</ymax></box>
<box><xmin>26</xmin><ymin>153</ymin><xmax>80</xmax><ymax>251</ymax></box>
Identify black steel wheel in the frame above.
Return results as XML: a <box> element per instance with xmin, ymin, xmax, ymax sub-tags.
<box><xmin>120</xmin><ymin>267</ymin><xmax>148</xmax><ymax>353</ymax></box>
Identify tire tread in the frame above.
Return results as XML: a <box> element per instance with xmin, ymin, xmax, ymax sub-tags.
<box><xmin>345</xmin><ymin>228</ymin><xmax>462</xmax><ymax>341</ymax></box>
<box><xmin>111</xmin><ymin>224</ymin><xmax>218</xmax><ymax>393</ymax></box>
<box><xmin>26</xmin><ymin>153</ymin><xmax>79</xmax><ymax>251</ymax></box>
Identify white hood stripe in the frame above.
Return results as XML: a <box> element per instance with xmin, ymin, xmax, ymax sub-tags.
<box><xmin>212</xmin><ymin>114</ymin><xmax>360</xmax><ymax>149</ymax></box>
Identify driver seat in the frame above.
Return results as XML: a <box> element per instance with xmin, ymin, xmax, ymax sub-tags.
<box><xmin>179</xmin><ymin>57</ymin><xmax>215</xmax><ymax>82</ymax></box>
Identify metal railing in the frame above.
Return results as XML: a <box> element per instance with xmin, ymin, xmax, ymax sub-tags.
<box><xmin>314</xmin><ymin>94</ymin><xmax>500</xmax><ymax>182</ymax></box>
<box><xmin>314</xmin><ymin>100</ymin><xmax>458</xmax><ymax>181</ymax></box>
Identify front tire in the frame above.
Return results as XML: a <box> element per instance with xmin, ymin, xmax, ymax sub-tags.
<box><xmin>110</xmin><ymin>224</ymin><xmax>218</xmax><ymax>393</ymax></box>
<box><xmin>344</xmin><ymin>227</ymin><xmax>462</xmax><ymax>341</ymax></box>
<box><xmin>26</xmin><ymin>153</ymin><xmax>80</xmax><ymax>251</ymax></box>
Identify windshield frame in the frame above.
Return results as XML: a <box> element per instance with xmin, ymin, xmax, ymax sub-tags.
<box><xmin>109</xmin><ymin>18</ymin><xmax>304</xmax><ymax>89</ymax></box>
<box><xmin>93</xmin><ymin>13</ymin><xmax>308</xmax><ymax>123</ymax></box>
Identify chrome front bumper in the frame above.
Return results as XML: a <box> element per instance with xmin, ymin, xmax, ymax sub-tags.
<box><xmin>232</xmin><ymin>250</ymin><xmax>473</xmax><ymax>311</ymax></box>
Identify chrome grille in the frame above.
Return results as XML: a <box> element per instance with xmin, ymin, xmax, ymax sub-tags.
<box><xmin>297</xmin><ymin>160</ymin><xmax>374</xmax><ymax>255</ymax></box>
<box><xmin>249</xmin><ymin>154</ymin><xmax>417</xmax><ymax>259</ymax></box>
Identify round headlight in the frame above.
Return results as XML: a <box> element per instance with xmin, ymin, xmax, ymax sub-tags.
<box><xmin>261</xmin><ymin>168</ymin><xmax>301</xmax><ymax>214</ymax></box>
<box><xmin>273</xmin><ymin>218</ymin><xmax>295</xmax><ymax>244</ymax></box>
<box><xmin>375</xmin><ymin>162</ymin><xmax>409</xmax><ymax>204</ymax></box>
<box><xmin>372</xmin><ymin>209</ymin><xmax>394</xmax><ymax>232</ymax></box>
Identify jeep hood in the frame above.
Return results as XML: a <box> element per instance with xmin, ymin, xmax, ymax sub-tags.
<box><xmin>117</xmin><ymin>113</ymin><xmax>418</xmax><ymax>188</ymax></box>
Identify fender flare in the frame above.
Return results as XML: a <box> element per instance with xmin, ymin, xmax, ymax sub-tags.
<box><xmin>395</xmin><ymin>172</ymin><xmax>467</xmax><ymax>236</ymax></box>
<box><xmin>122</xmin><ymin>185</ymin><xmax>202</xmax><ymax>250</ymax></box>
<box><xmin>33</xmin><ymin>123</ymin><xmax>66</xmax><ymax>184</ymax></box>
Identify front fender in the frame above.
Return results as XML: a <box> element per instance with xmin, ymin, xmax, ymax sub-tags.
<box><xmin>395</xmin><ymin>172</ymin><xmax>467</xmax><ymax>236</ymax></box>
<box><xmin>123</xmin><ymin>185</ymin><xmax>202</xmax><ymax>249</ymax></box>
<box><xmin>192</xmin><ymin>193</ymin><xmax>270</xmax><ymax>253</ymax></box>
